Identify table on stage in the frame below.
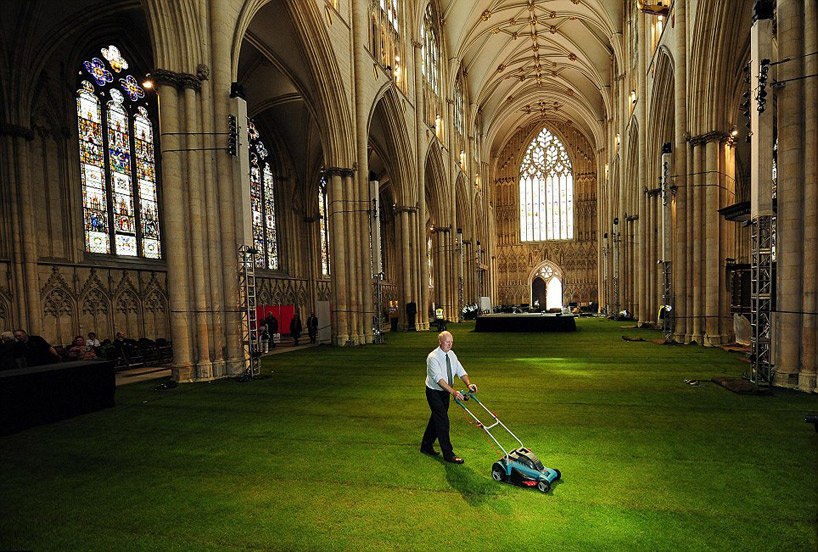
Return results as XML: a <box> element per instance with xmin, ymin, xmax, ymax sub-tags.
<box><xmin>474</xmin><ymin>313</ymin><xmax>577</xmax><ymax>333</ymax></box>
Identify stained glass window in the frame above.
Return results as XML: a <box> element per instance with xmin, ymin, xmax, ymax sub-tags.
<box><xmin>248</xmin><ymin>121</ymin><xmax>279</xmax><ymax>270</ymax></box>
<box><xmin>76</xmin><ymin>45</ymin><xmax>161</xmax><ymax>258</ymax></box>
<box><xmin>319</xmin><ymin>177</ymin><xmax>330</xmax><ymax>276</ymax></box>
<box><xmin>519</xmin><ymin>128</ymin><xmax>574</xmax><ymax>241</ymax></box>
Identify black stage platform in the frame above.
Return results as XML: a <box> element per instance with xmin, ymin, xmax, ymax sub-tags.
<box><xmin>475</xmin><ymin>313</ymin><xmax>576</xmax><ymax>332</ymax></box>
<box><xmin>0</xmin><ymin>360</ymin><xmax>116</xmax><ymax>435</ymax></box>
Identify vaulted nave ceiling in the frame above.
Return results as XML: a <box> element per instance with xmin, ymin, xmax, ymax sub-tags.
<box><xmin>439</xmin><ymin>0</ymin><xmax>623</xmax><ymax>156</ymax></box>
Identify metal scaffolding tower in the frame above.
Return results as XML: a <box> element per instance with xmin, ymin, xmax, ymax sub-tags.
<box><xmin>749</xmin><ymin>2</ymin><xmax>775</xmax><ymax>385</ymax></box>
<box><xmin>659</xmin><ymin>143</ymin><xmax>673</xmax><ymax>339</ymax></box>
<box><xmin>238</xmin><ymin>245</ymin><xmax>259</xmax><ymax>378</ymax></box>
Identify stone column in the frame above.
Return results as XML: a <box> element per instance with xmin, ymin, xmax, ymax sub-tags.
<box><xmin>327</xmin><ymin>169</ymin><xmax>349</xmax><ymax>345</ymax></box>
<box><xmin>183</xmin><ymin>83</ymin><xmax>212</xmax><ymax>376</ymax></box>
<box><xmin>776</xmin><ymin>0</ymin><xmax>805</xmax><ymax>386</ymax></box>
<box><xmin>637</xmin><ymin>11</ymin><xmax>648</xmax><ymax>323</ymax></box>
<box><xmin>341</xmin><ymin>169</ymin><xmax>361</xmax><ymax>344</ymax></box>
<box><xmin>197</xmin><ymin>64</ymin><xmax>226</xmax><ymax>376</ymax></box>
<box><xmin>803</xmin><ymin>0</ymin><xmax>818</xmax><ymax>392</ymax></box>
<box><xmin>155</xmin><ymin>78</ymin><xmax>193</xmax><ymax>377</ymax></box>
<box><xmin>690</xmin><ymin>139</ymin><xmax>703</xmax><ymax>343</ymax></box>
<box><xmin>673</xmin><ymin>0</ymin><xmax>688</xmax><ymax>342</ymax></box>
<box><xmin>1</xmin><ymin>128</ymin><xmax>37</xmax><ymax>331</ymax></box>
<box><xmin>398</xmin><ymin>207</ymin><xmax>411</xmax><ymax>329</ymax></box>
<box><xmin>704</xmin><ymin>137</ymin><xmax>721</xmax><ymax>346</ymax></box>
<box><xmin>208</xmin><ymin>0</ymin><xmax>243</xmax><ymax>374</ymax></box>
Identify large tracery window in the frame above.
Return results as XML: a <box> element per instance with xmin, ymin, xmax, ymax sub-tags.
<box><xmin>519</xmin><ymin>128</ymin><xmax>574</xmax><ymax>241</ymax></box>
<box><xmin>421</xmin><ymin>2</ymin><xmax>442</xmax><ymax>128</ymax></box>
<box><xmin>77</xmin><ymin>45</ymin><xmax>161</xmax><ymax>258</ymax></box>
<box><xmin>248</xmin><ymin>121</ymin><xmax>279</xmax><ymax>270</ymax></box>
<box><xmin>318</xmin><ymin>177</ymin><xmax>330</xmax><ymax>276</ymax></box>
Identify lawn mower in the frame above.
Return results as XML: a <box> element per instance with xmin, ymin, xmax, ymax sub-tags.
<box><xmin>455</xmin><ymin>390</ymin><xmax>561</xmax><ymax>493</ymax></box>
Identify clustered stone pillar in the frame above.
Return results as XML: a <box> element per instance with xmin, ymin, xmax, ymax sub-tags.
<box><xmin>1</xmin><ymin>125</ymin><xmax>40</xmax><ymax>333</ymax></box>
<box><xmin>672</xmin><ymin>0</ymin><xmax>688</xmax><ymax>343</ymax></box>
<box><xmin>325</xmin><ymin>168</ymin><xmax>350</xmax><ymax>345</ymax></box>
<box><xmin>775</xmin><ymin>0</ymin><xmax>816</xmax><ymax>391</ymax></box>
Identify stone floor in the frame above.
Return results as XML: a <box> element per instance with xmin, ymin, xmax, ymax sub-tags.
<box><xmin>115</xmin><ymin>340</ymin><xmax>321</xmax><ymax>386</ymax></box>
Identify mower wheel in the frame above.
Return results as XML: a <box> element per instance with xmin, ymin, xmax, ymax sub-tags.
<box><xmin>491</xmin><ymin>463</ymin><xmax>506</xmax><ymax>482</ymax></box>
<box><xmin>536</xmin><ymin>480</ymin><xmax>551</xmax><ymax>493</ymax></box>
<box><xmin>554</xmin><ymin>469</ymin><xmax>561</xmax><ymax>481</ymax></box>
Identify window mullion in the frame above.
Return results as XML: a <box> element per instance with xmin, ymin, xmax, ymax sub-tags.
<box><xmin>129</xmin><ymin>113</ymin><xmax>143</xmax><ymax>257</ymax></box>
<box><xmin>101</xmin><ymin>103</ymin><xmax>116</xmax><ymax>255</ymax></box>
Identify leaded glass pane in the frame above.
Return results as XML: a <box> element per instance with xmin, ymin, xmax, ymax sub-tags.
<box><xmin>77</xmin><ymin>82</ymin><xmax>110</xmax><ymax>254</ymax></box>
<box><xmin>247</xmin><ymin>121</ymin><xmax>279</xmax><ymax>270</ymax></box>
<box><xmin>263</xmin><ymin>163</ymin><xmax>278</xmax><ymax>270</ymax></box>
<box><xmin>519</xmin><ymin>128</ymin><xmax>574</xmax><ymax>241</ymax></box>
<box><xmin>135</xmin><ymin>107</ymin><xmax>161</xmax><ymax>258</ymax></box>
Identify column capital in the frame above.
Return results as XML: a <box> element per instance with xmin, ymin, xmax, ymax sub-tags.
<box><xmin>412</xmin><ymin>40</ymin><xmax>423</xmax><ymax>49</ymax></box>
<box><xmin>394</xmin><ymin>205</ymin><xmax>418</xmax><ymax>214</ymax></box>
<box><xmin>688</xmin><ymin>131</ymin><xmax>730</xmax><ymax>146</ymax></box>
<box><xmin>323</xmin><ymin>166</ymin><xmax>355</xmax><ymax>178</ymax></box>
<box><xmin>152</xmin><ymin>68</ymin><xmax>202</xmax><ymax>92</ymax></box>
<box><xmin>0</xmin><ymin>123</ymin><xmax>34</xmax><ymax>140</ymax></box>
<box><xmin>433</xmin><ymin>226</ymin><xmax>451</xmax><ymax>233</ymax></box>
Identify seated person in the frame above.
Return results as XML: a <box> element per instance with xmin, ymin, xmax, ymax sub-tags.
<box><xmin>87</xmin><ymin>332</ymin><xmax>101</xmax><ymax>348</ymax></box>
<box><xmin>1</xmin><ymin>331</ymin><xmax>19</xmax><ymax>370</ymax></box>
<box><xmin>67</xmin><ymin>335</ymin><xmax>98</xmax><ymax>360</ymax></box>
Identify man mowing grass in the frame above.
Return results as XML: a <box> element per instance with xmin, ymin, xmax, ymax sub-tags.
<box><xmin>421</xmin><ymin>331</ymin><xmax>478</xmax><ymax>464</ymax></box>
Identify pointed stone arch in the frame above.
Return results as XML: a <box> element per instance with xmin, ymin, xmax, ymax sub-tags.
<box><xmin>528</xmin><ymin>260</ymin><xmax>565</xmax><ymax>310</ymax></box>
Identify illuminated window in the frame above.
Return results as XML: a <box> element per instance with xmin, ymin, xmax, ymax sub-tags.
<box><xmin>370</xmin><ymin>0</ymin><xmax>405</xmax><ymax>90</ymax></box>
<box><xmin>519</xmin><ymin>128</ymin><xmax>574</xmax><ymax>241</ymax></box>
<box><xmin>318</xmin><ymin>177</ymin><xmax>330</xmax><ymax>276</ymax></box>
<box><xmin>421</xmin><ymin>2</ymin><xmax>442</xmax><ymax>127</ymax></box>
<box><xmin>454</xmin><ymin>78</ymin><xmax>464</xmax><ymax>138</ymax></box>
<box><xmin>77</xmin><ymin>45</ymin><xmax>161</xmax><ymax>258</ymax></box>
<box><xmin>248</xmin><ymin>122</ymin><xmax>279</xmax><ymax>269</ymax></box>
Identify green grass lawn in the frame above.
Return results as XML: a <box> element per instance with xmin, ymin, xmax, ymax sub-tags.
<box><xmin>1</xmin><ymin>318</ymin><xmax>816</xmax><ymax>551</ymax></box>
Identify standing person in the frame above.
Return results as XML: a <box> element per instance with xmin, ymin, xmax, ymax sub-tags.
<box><xmin>289</xmin><ymin>313</ymin><xmax>303</xmax><ymax>346</ymax></box>
<box><xmin>265</xmin><ymin>314</ymin><xmax>278</xmax><ymax>349</ymax></box>
<box><xmin>12</xmin><ymin>329</ymin><xmax>60</xmax><ymax>367</ymax></box>
<box><xmin>307</xmin><ymin>313</ymin><xmax>318</xmax><ymax>344</ymax></box>
<box><xmin>420</xmin><ymin>331</ymin><xmax>477</xmax><ymax>464</ymax></box>
<box><xmin>259</xmin><ymin>323</ymin><xmax>269</xmax><ymax>354</ymax></box>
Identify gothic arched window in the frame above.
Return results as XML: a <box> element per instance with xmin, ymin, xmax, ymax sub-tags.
<box><xmin>318</xmin><ymin>177</ymin><xmax>330</xmax><ymax>276</ymax></box>
<box><xmin>454</xmin><ymin>78</ymin><xmax>464</xmax><ymax>138</ymax></box>
<box><xmin>76</xmin><ymin>45</ymin><xmax>161</xmax><ymax>258</ymax></box>
<box><xmin>519</xmin><ymin>128</ymin><xmax>574</xmax><ymax>241</ymax></box>
<box><xmin>421</xmin><ymin>2</ymin><xmax>442</xmax><ymax>128</ymax></box>
<box><xmin>370</xmin><ymin>1</ymin><xmax>405</xmax><ymax>91</ymax></box>
<box><xmin>248</xmin><ymin>121</ymin><xmax>279</xmax><ymax>270</ymax></box>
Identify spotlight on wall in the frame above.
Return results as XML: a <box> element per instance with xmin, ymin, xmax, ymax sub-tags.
<box><xmin>730</xmin><ymin>126</ymin><xmax>739</xmax><ymax>137</ymax></box>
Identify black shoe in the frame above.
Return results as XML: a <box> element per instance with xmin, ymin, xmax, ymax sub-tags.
<box><xmin>444</xmin><ymin>455</ymin><xmax>464</xmax><ymax>464</ymax></box>
<box><xmin>420</xmin><ymin>447</ymin><xmax>440</xmax><ymax>456</ymax></box>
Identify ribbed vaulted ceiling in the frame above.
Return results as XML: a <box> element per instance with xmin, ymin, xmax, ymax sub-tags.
<box><xmin>438</xmin><ymin>0</ymin><xmax>624</xmax><ymax>156</ymax></box>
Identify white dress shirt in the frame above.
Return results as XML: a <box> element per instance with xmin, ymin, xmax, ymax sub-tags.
<box><xmin>425</xmin><ymin>346</ymin><xmax>467</xmax><ymax>390</ymax></box>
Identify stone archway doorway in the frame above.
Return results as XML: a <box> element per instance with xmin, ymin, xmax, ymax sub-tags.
<box><xmin>529</xmin><ymin>261</ymin><xmax>564</xmax><ymax>311</ymax></box>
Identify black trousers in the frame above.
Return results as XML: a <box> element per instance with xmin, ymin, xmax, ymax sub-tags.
<box><xmin>421</xmin><ymin>387</ymin><xmax>454</xmax><ymax>458</ymax></box>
